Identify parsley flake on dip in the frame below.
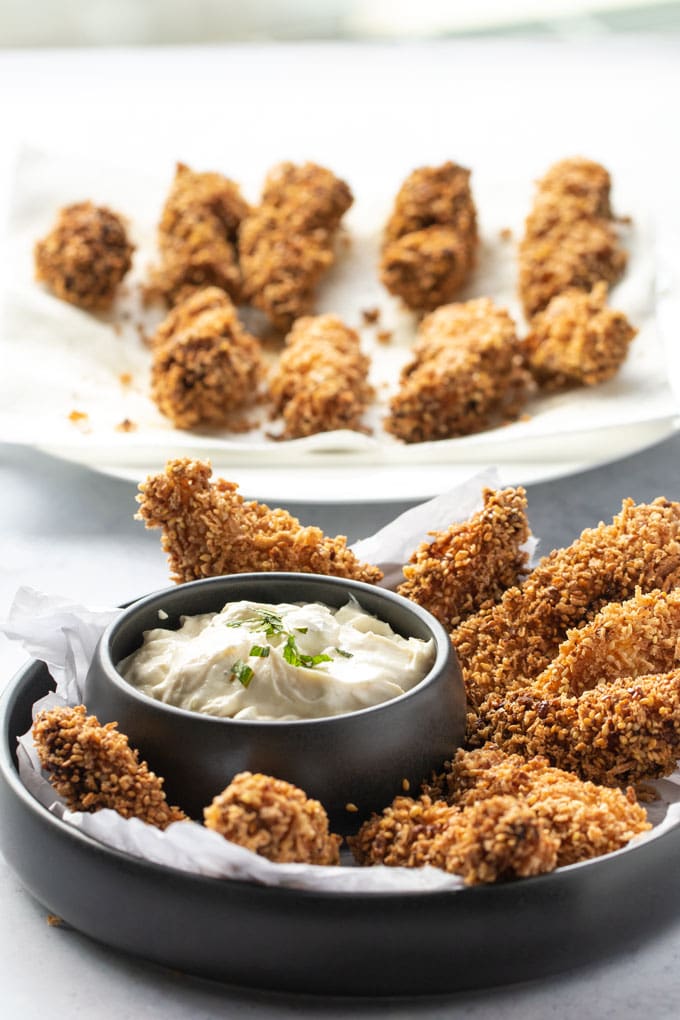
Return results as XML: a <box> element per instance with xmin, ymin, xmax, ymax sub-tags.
<box><xmin>119</xmin><ymin>600</ymin><xmax>435</xmax><ymax>720</ymax></box>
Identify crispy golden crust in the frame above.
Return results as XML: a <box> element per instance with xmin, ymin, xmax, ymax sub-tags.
<box><xmin>136</xmin><ymin>457</ymin><xmax>383</xmax><ymax>584</ymax></box>
<box><xmin>33</xmin><ymin>705</ymin><xmax>187</xmax><ymax>829</ymax></box>
<box><xmin>471</xmin><ymin>671</ymin><xmax>680</xmax><ymax>786</ymax></box>
<box><xmin>239</xmin><ymin>162</ymin><xmax>353</xmax><ymax>331</ymax></box>
<box><xmin>149</xmin><ymin>287</ymin><xmax>264</xmax><ymax>429</ymax></box>
<box><xmin>34</xmin><ymin>201</ymin><xmax>134</xmax><ymax>310</ymax></box>
<box><xmin>518</xmin><ymin>157</ymin><xmax>627</xmax><ymax>319</ymax></box>
<box><xmin>348</xmin><ymin>792</ymin><xmax>558</xmax><ymax>884</ymax></box>
<box><xmin>426</xmin><ymin>746</ymin><xmax>650</xmax><ymax>865</ymax></box>
<box><xmin>469</xmin><ymin>590</ymin><xmax>680</xmax><ymax>785</ymax></box>
<box><xmin>453</xmin><ymin>498</ymin><xmax>680</xmax><ymax>710</ymax></box>
<box><xmin>268</xmin><ymin>314</ymin><xmax>373</xmax><ymax>439</ymax></box>
<box><xmin>380</xmin><ymin>163</ymin><xmax>477</xmax><ymax>310</ymax></box>
<box><xmin>384</xmin><ymin>298</ymin><xmax>533</xmax><ymax>443</ymax></box>
<box><xmin>151</xmin><ymin>163</ymin><xmax>250</xmax><ymax>306</ymax></box>
<box><xmin>522</xmin><ymin>281</ymin><xmax>637</xmax><ymax>390</ymax></box>
<box><xmin>204</xmin><ymin>771</ymin><xmax>341</xmax><ymax>865</ymax></box>
<box><xmin>398</xmin><ymin>487</ymin><xmax>530</xmax><ymax>629</ymax></box>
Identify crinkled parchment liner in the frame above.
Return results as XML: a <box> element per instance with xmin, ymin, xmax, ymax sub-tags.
<box><xmin>3</xmin><ymin>469</ymin><xmax>680</xmax><ymax>894</ymax></box>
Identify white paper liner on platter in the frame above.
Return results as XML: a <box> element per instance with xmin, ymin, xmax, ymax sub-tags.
<box><xmin>3</xmin><ymin>470</ymin><xmax>679</xmax><ymax>893</ymax></box>
<box><xmin>1</xmin><ymin>145</ymin><xmax>678</xmax><ymax>499</ymax></box>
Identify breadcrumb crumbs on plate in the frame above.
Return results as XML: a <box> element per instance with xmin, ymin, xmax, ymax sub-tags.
<box><xmin>118</xmin><ymin>372</ymin><xmax>133</xmax><ymax>386</ymax></box>
<box><xmin>376</xmin><ymin>329</ymin><xmax>393</xmax><ymax>344</ymax></box>
<box><xmin>361</xmin><ymin>307</ymin><xmax>381</xmax><ymax>325</ymax></box>
<box><xmin>68</xmin><ymin>410</ymin><xmax>88</xmax><ymax>423</ymax></box>
<box><xmin>499</xmin><ymin>227</ymin><xmax>513</xmax><ymax>241</ymax></box>
<box><xmin>115</xmin><ymin>418</ymin><xmax>137</xmax><ymax>433</ymax></box>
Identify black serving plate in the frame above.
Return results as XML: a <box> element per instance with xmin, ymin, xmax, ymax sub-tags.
<box><xmin>3</xmin><ymin>658</ymin><xmax>680</xmax><ymax>997</ymax></box>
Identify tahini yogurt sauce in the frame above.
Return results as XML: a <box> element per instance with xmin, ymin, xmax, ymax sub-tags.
<box><xmin>119</xmin><ymin>599</ymin><xmax>435</xmax><ymax>721</ymax></box>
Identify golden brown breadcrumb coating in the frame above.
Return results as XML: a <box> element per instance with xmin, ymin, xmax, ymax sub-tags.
<box><xmin>518</xmin><ymin>157</ymin><xmax>627</xmax><ymax>319</ymax></box>
<box><xmin>34</xmin><ymin>201</ymin><xmax>134</xmax><ymax>310</ymax></box>
<box><xmin>151</xmin><ymin>162</ymin><xmax>250</xmax><ymax>306</ymax></box>
<box><xmin>453</xmin><ymin>498</ymin><xmax>680</xmax><ymax>710</ymax></box>
<box><xmin>522</xmin><ymin>281</ymin><xmax>637</xmax><ymax>390</ymax></box>
<box><xmin>136</xmin><ymin>457</ymin><xmax>383</xmax><ymax>584</ymax></box>
<box><xmin>471</xmin><ymin>671</ymin><xmax>680</xmax><ymax>787</ymax></box>
<box><xmin>268</xmin><ymin>314</ymin><xmax>373</xmax><ymax>439</ymax></box>
<box><xmin>348</xmin><ymin>792</ymin><xmax>558</xmax><ymax>884</ymax></box>
<box><xmin>398</xmin><ymin>487</ymin><xmax>530</xmax><ymax>629</ymax></box>
<box><xmin>33</xmin><ymin>705</ymin><xmax>187</xmax><ymax>829</ymax></box>
<box><xmin>239</xmin><ymin>162</ymin><xmax>353</xmax><ymax>331</ymax></box>
<box><xmin>426</xmin><ymin>745</ymin><xmax>650</xmax><ymax>865</ymax></box>
<box><xmin>469</xmin><ymin>590</ymin><xmax>680</xmax><ymax>785</ymax></box>
<box><xmin>384</xmin><ymin>298</ymin><xmax>533</xmax><ymax>443</ymax></box>
<box><xmin>149</xmin><ymin>287</ymin><xmax>264</xmax><ymax>429</ymax></box>
<box><xmin>380</xmin><ymin>163</ymin><xmax>477</xmax><ymax>311</ymax></box>
<box><xmin>204</xmin><ymin>771</ymin><xmax>341</xmax><ymax>865</ymax></box>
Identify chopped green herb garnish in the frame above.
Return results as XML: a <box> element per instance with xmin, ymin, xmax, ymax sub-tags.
<box><xmin>229</xmin><ymin>660</ymin><xmax>254</xmax><ymax>688</ymax></box>
<box><xmin>296</xmin><ymin>627</ymin><xmax>308</xmax><ymax>634</ymax></box>
<box><xmin>334</xmin><ymin>647</ymin><xmax>353</xmax><ymax>658</ymax></box>
<box><xmin>249</xmin><ymin>644</ymin><xmax>270</xmax><ymax>658</ymax></box>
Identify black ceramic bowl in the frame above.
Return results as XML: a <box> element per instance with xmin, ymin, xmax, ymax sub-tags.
<box><xmin>84</xmin><ymin>573</ymin><xmax>466</xmax><ymax>830</ymax></box>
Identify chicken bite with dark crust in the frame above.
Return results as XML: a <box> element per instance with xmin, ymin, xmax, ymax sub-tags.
<box><xmin>136</xmin><ymin>457</ymin><xmax>383</xmax><ymax>584</ymax></box>
<box><xmin>33</xmin><ymin>705</ymin><xmax>187</xmax><ymax>830</ymax></box>
<box><xmin>151</xmin><ymin>162</ymin><xmax>250</xmax><ymax>307</ymax></box>
<box><xmin>453</xmin><ymin>497</ymin><xmax>680</xmax><ymax>711</ymax></box>
<box><xmin>34</xmin><ymin>201</ymin><xmax>134</xmax><ymax>310</ymax></box>
<box><xmin>268</xmin><ymin>314</ymin><xmax>373</xmax><ymax>439</ymax></box>
<box><xmin>385</xmin><ymin>298</ymin><xmax>533</xmax><ymax>443</ymax></box>
<box><xmin>522</xmin><ymin>281</ymin><xmax>637</xmax><ymax>390</ymax></box>
<box><xmin>518</xmin><ymin>156</ymin><xmax>627</xmax><ymax>319</ymax></box>
<box><xmin>204</xmin><ymin>771</ymin><xmax>342</xmax><ymax>865</ymax></box>
<box><xmin>149</xmin><ymin>287</ymin><xmax>264</xmax><ymax>430</ymax></box>
<box><xmin>398</xmin><ymin>487</ymin><xmax>530</xmax><ymax>630</ymax></box>
<box><xmin>239</xmin><ymin>162</ymin><xmax>353</xmax><ymax>332</ymax></box>
<box><xmin>380</xmin><ymin>162</ymin><xmax>478</xmax><ymax>311</ymax></box>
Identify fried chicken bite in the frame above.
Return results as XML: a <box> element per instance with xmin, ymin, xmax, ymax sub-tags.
<box><xmin>469</xmin><ymin>589</ymin><xmax>680</xmax><ymax>785</ymax></box>
<box><xmin>34</xmin><ymin>201</ymin><xmax>134</xmax><ymax>310</ymax></box>
<box><xmin>150</xmin><ymin>162</ymin><xmax>250</xmax><ymax>307</ymax></box>
<box><xmin>522</xmin><ymin>281</ymin><xmax>637</xmax><ymax>390</ymax></box>
<box><xmin>268</xmin><ymin>314</ymin><xmax>373</xmax><ymax>439</ymax></box>
<box><xmin>426</xmin><ymin>746</ymin><xmax>651</xmax><ymax>865</ymax></box>
<box><xmin>398</xmin><ymin>487</ymin><xmax>530</xmax><ymax>629</ymax></box>
<box><xmin>518</xmin><ymin>157</ymin><xmax>627</xmax><ymax>319</ymax></box>
<box><xmin>239</xmin><ymin>162</ymin><xmax>353</xmax><ymax>331</ymax></box>
<box><xmin>149</xmin><ymin>287</ymin><xmax>264</xmax><ymax>430</ymax></box>
<box><xmin>33</xmin><ymin>705</ymin><xmax>187</xmax><ymax>829</ymax></box>
<box><xmin>453</xmin><ymin>497</ymin><xmax>680</xmax><ymax>710</ymax></box>
<box><xmin>380</xmin><ymin>162</ymin><xmax>478</xmax><ymax>311</ymax></box>
<box><xmin>204</xmin><ymin>771</ymin><xmax>341</xmax><ymax>865</ymax></box>
<box><xmin>136</xmin><ymin>457</ymin><xmax>383</xmax><ymax>584</ymax></box>
<box><xmin>348</xmin><ymin>792</ymin><xmax>558</xmax><ymax>884</ymax></box>
<box><xmin>384</xmin><ymin>298</ymin><xmax>533</xmax><ymax>443</ymax></box>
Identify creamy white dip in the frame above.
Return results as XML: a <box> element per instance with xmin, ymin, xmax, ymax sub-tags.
<box><xmin>119</xmin><ymin>599</ymin><xmax>435</xmax><ymax>721</ymax></box>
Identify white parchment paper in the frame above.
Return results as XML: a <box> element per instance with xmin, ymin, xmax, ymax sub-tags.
<box><xmin>0</xmin><ymin>146</ymin><xmax>678</xmax><ymax>489</ymax></box>
<box><xmin>3</xmin><ymin>472</ymin><xmax>680</xmax><ymax>893</ymax></box>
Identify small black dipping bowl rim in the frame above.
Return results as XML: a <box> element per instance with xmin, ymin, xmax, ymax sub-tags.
<box><xmin>96</xmin><ymin>571</ymin><xmax>457</xmax><ymax>728</ymax></box>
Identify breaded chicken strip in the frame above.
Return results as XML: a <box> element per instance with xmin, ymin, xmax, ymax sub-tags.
<box><xmin>380</xmin><ymin>162</ymin><xmax>478</xmax><ymax>311</ymax></box>
<box><xmin>425</xmin><ymin>745</ymin><xmax>650</xmax><ymax>864</ymax></box>
<box><xmin>136</xmin><ymin>458</ymin><xmax>383</xmax><ymax>584</ymax></box>
<box><xmin>204</xmin><ymin>771</ymin><xmax>341</xmax><ymax>865</ymax></box>
<box><xmin>268</xmin><ymin>314</ymin><xmax>373</xmax><ymax>439</ymax></box>
<box><xmin>239</xmin><ymin>162</ymin><xmax>353</xmax><ymax>331</ymax></box>
<box><xmin>348</xmin><ymin>792</ymin><xmax>558</xmax><ymax>884</ymax></box>
<box><xmin>151</xmin><ymin>162</ymin><xmax>250</xmax><ymax>306</ymax></box>
<box><xmin>471</xmin><ymin>670</ymin><xmax>680</xmax><ymax>786</ymax></box>
<box><xmin>469</xmin><ymin>590</ymin><xmax>680</xmax><ymax>784</ymax></box>
<box><xmin>522</xmin><ymin>281</ymin><xmax>637</xmax><ymax>390</ymax></box>
<box><xmin>34</xmin><ymin>201</ymin><xmax>134</xmax><ymax>310</ymax></box>
<box><xmin>453</xmin><ymin>498</ymin><xmax>680</xmax><ymax>709</ymax></box>
<box><xmin>149</xmin><ymin>287</ymin><xmax>264</xmax><ymax>429</ymax></box>
<box><xmin>398</xmin><ymin>487</ymin><xmax>530</xmax><ymax>629</ymax></box>
<box><xmin>33</xmin><ymin>705</ymin><xmax>187</xmax><ymax>829</ymax></box>
<box><xmin>385</xmin><ymin>298</ymin><xmax>533</xmax><ymax>443</ymax></box>
<box><xmin>519</xmin><ymin>156</ymin><xmax>627</xmax><ymax>318</ymax></box>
